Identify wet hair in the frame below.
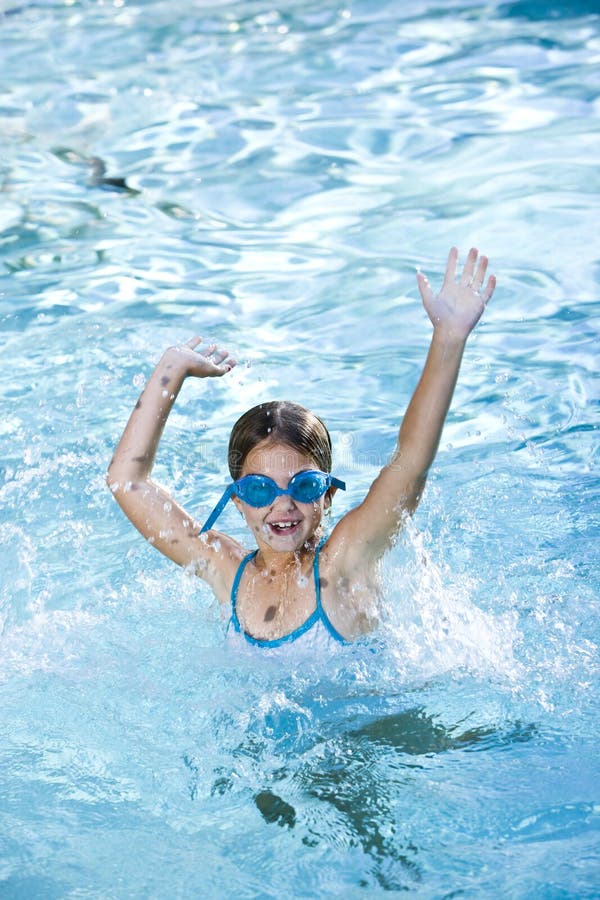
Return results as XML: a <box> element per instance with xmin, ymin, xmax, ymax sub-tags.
<box><xmin>228</xmin><ymin>401</ymin><xmax>332</xmax><ymax>480</ymax></box>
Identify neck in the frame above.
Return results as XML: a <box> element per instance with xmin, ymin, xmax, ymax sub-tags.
<box><xmin>254</xmin><ymin>539</ymin><xmax>319</xmax><ymax>576</ymax></box>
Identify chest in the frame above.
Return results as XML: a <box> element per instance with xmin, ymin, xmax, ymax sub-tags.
<box><xmin>232</xmin><ymin>554</ymin><xmax>380</xmax><ymax>642</ymax></box>
<box><xmin>234</xmin><ymin>560</ymin><xmax>319</xmax><ymax>642</ymax></box>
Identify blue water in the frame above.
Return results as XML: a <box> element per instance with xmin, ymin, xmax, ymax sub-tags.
<box><xmin>1</xmin><ymin>0</ymin><xmax>599</xmax><ymax>896</ymax></box>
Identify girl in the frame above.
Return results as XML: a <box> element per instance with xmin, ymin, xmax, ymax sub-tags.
<box><xmin>107</xmin><ymin>247</ymin><xmax>496</xmax><ymax>648</ymax></box>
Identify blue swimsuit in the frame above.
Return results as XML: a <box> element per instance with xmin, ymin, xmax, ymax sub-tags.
<box><xmin>229</xmin><ymin>541</ymin><xmax>348</xmax><ymax>649</ymax></box>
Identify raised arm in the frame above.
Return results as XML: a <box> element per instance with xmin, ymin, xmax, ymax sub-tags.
<box><xmin>106</xmin><ymin>337</ymin><xmax>238</xmax><ymax>582</ymax></box>
<box><xmin>329</xmin><ymin>247</ymin><xmax>496</xmax><ymax>567</ymax></box>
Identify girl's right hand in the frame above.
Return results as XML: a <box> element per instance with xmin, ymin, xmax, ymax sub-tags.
<box><xmin>165</xmin><ymin>336</ymin><xmax>237</xmax><ymax>378</ymax></box>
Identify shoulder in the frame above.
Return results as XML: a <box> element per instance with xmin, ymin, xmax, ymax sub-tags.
<box><xmin>316</xmin><ymin>533</ymin><xmax>381</xmax><ymax>640</ymax></box>
<box><xmin>319</xmin><ymin>503</ymin><xmax>383</xmax><ymax>576</ymax></box>
<box><xmin>191</xmin><ymin>530</ymin><xmax>251</xmax><ymax>605</ymax></box>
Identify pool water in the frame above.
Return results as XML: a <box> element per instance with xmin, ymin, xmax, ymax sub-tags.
<box><xmin>1</xmin><ymin>0</ymin><xmax>599</xmax><ymax>896</ymax></box>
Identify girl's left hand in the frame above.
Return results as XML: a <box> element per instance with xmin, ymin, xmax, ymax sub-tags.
<box><xmin>417</xmin><ymin>246</ymin><xmax>496</xmax><ymax>341</ymax></box>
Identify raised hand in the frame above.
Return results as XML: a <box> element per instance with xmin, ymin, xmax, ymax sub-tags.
<box><xmin>165</xmin><ymin>336</ymin><xmax>237</xmax><ymax>378</ymax></box>
<box><xmin>417</xmin><ymin>247</ymin><xmax>496</xmax><ymax>341</ymax></box>
<box><xmin>107</xmin><ymin>334</ymin><xmax>238</xmax><ymax>566</ymax></box>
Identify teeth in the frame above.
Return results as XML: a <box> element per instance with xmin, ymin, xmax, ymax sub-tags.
<box><xmin>272</xmin><ymin>522</ymin><xmax>297</xmax><ymax>529</ymax></box>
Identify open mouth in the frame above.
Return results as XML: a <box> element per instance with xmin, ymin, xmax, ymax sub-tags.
<box><xmin>267</xmin><ymin>520</ymin><xmax>302</xmax><ymax>536</ymax></box>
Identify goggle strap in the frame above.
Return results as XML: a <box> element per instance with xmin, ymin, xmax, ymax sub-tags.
<box><xmin>199</xmin><ymin>484</ymin><xmax>235</xmax><ymax>534</ymax></box>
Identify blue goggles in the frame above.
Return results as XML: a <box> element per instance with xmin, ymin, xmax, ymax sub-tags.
<box><xmin>200</xmin><ymin>469</ymin><xmax>345</xmax><ymax>534</ymax></box>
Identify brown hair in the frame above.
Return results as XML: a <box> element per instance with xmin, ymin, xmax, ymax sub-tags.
<box><xmin>228</xmin><ymin>401</ymin><xmax>332</xmax><ymax>480</ymax></box>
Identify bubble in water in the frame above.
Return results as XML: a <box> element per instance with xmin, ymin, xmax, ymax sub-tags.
<box><xmin>133</xmin><ymin>373</ymin><xmax>145</xmax><ymax>388</ymax></box>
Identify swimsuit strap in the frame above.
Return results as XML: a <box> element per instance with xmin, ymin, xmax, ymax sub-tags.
<box><xmin>229</xmin><ymin>540</ymin><xmax>347</xmax><ymax>647</ymax></box>
<box><xmin>229</xmin><ymin>549</ymin><xmax>258</xmax><ymax>635</ymax></box>
<box><xmin>313</xmin><ymin>540</ymin><xmax>348</xmax><ymax>644</ymax></box>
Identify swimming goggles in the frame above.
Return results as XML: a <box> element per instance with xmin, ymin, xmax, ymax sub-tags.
<box><xmin>200</xmin><ymin>470</ymin><xmax>346</xmax><ymax>533</ymax></box>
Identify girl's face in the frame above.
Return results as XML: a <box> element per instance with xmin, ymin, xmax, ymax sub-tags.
<box><xmin>232</xmin><ymin>440</ymin><xmax>331</xmax><ymax>553</ymax></box>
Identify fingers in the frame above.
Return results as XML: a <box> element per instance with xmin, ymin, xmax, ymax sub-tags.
<box><xmin>442</xmin><ymin>246</ymin><xmax>459</xmax><ymax>289</ymax></box>
<box><xmin>451</xmin><ymin>247</ymin><xmax>495</xmax><ymax>300</ymax></box>
<box><xmin>201</xmin><ymin>345</ymin><xmax>236</xmax><ymax>374</ymax></box>
<box><xmin>181</xmin><ymin>336</ymin><xmax>237</xmax><ymax>373</ymax></box>
<box><xmin>416</xmin><ymin>270</ymin><xmax>434</xmax><ymax>305</ymax></box>
<box><xmin>184</xmin><ymin>335</ymin><xmax>203</xmax><ymax>349</ymax></box>
<box><xmin>212</xmin><ymin>349</ymin><xmax>229</xmax><ymax>365</ymax></box>
<box><xmin>459</xmin><ymin>247</ymin><xmax>478</xmax><ymax>286</ymax></box>
<box><xmin>481</xmin><ymin>273</ymin><xmax>496</xmax><ymax>305</ymax></box>
<box><xmin>182</xmin><ymin>336</ymin><xmax>219</xmax><ymax>356</ymax></box>
<box><xmin>212</xmin><ymin>348</ymin><xmax>237</xmax><ymax>372</ymax></box>
<box><xmin>471</xmin><ymin>253</ymin><xmax>488</xmax><ymax>291</ymax></box>
<box><xmin>222</xmin><ymin>356</ymin><xmax>237</xmax><ymax>373</ymax></box>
